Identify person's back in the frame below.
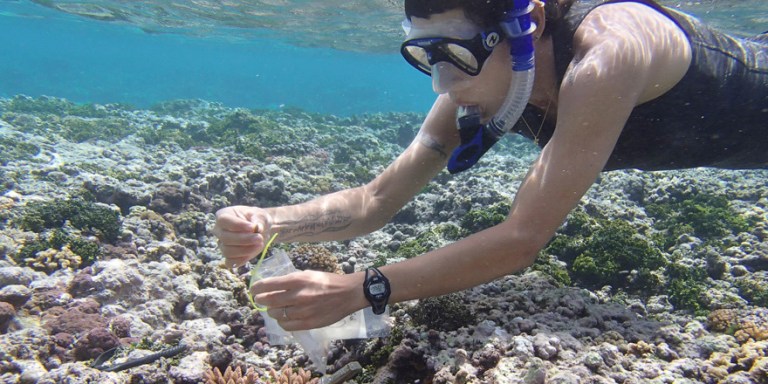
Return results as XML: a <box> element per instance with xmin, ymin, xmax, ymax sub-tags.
<box><xmin>513</xmin><ymin>0</ymin><xmax>768</xmax><ymax>170</ymax></box>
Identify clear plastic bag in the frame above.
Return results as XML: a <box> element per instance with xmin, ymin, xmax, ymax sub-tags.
<box><xmin>253</xmin><ymin>249</ymin><xmax>391</xmax><ymax>373</ymax></box>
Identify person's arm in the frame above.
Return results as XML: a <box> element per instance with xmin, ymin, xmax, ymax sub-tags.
<box><xmin>214</xmin><ymin>94</ymin><xmax>462</xmax><ymax>267</ymax></box>
<box><xmin>253</xmin><ymin>3</ymin><xmax>691</xmax><ymax>330</ymax></box>
<box><xmin>265</xmin><ymin>95</ymin><xmax>460</xmax><ymax>243</ymax></box>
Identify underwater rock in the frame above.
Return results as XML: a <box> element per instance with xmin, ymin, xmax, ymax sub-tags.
<box><xmin>148</xmin><ymin>182</ymin><xmax>190</xmax><ymax>214</ymax></box>
<box><xmin>1</xmin><ymin>326</ymin><xmax>59</xmax><ymax>377</ymax></box>
<box><xmin>108</xmin><ymin>316</ymin><xmax>132</xmax><ymax>339</ymax></box>
<box><xmin>0</xmin><ymin>266</ymin><xmax>41</xmax><ymax>287</ymax></box>
<box><xmin>0</xmin><ymin>301</ymin><xmax>16</xmax><ymax>333</ymax></box>
<box><xmin>0</xmin><ymin>284</ymin><xmax>32</xmax><ymax>307</ymax></box>
<box><xmin>36</xmin><ymin>362</ymin><xmax>122</xmax><ymax>384</ymax></box>
<box><xmin>72</xmin><ymin>327</ymin><xmax>119</xmax><ymax>361</ymax></box>
<box><xmin>68</xmin><ymin>268</ymin><xmax>100</xmax><ymax>298</ymax></box>
<box><xmin>172</xmin><ymin>351</ymin><xmax>211</xmax><ymax>383</ymax></box>
<box><xmin>191</xmin><ymin>287</ymin><xmax>239</xmax><ymax>323</ymax></box>
<box><xmin>291</xmin><ymin>244</ymin><xmax>343</xmax><ymax>274</ymax></box>
<box><xmin>582</xmin><ymin>350</ymin><xmax>605</xmax><ymax>371</ymax></box>
<box><xmin>82</xmin><ymin>177</ymin><xmax>149</xmax><ymax>215</ymax></box>
<box><xmin>471</xmin><ymin>342</ymin><xmax>502</xmax><ymax>371</ymax></box>
<box><xmin>178</xmin><ymin>317</ymin><xmax>227</xmax><ymax>351</ymax></box>
<box><xmin>532</xmin><ymin>333</ymin><xmax>560</xmax><ymax>360</ymax></box>
<box><xmin>16</xmin><ymin>359</ymin><xmax>47</xmax><ymax>384</ymax></box>
<box><xmin>171</xmin><ymin>210</ymin><xmax>210</xmax><ymax>240</ymax></box>
<box><xmin>41</xmin><ymin>298</ymin><xmax>106</xmax><ymax>337</ymax></box>
<box><xmin>23</xmin><ymin>286</ymin><xmax>72</xmax><ymax>317</ymax></box>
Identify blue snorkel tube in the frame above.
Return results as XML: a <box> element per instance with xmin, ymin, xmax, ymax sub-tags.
<box><xmin>447</xmin><ymin>0</ymin><xmax>537</xmax><ymax>174</ymax></box>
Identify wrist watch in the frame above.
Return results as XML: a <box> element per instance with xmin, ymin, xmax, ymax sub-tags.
<box><xmin>363</xmin><ymin>267</ymin><xmax>391</xmax><ymax>315</ymax></box>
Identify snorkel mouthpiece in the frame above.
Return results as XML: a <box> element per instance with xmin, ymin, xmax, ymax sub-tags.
<box><xmin>447</xmin><ymin>0</ymin><xmax>537</xmax><ymax>174</ymax></box>
<box><xmin>448</xmin><ymin>106</ymin><xmax>502</xmax><ymax>173</ymax></box>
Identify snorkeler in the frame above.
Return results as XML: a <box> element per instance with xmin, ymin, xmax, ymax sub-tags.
<box><xmin>213</xmin><ymin>0</ymin><xmax>768</xmax><ymax>331</ymax></box>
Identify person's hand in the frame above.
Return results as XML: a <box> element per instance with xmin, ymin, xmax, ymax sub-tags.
<box><xmin>251</xmin><ymin>270</ymin><xmax>366</xmax><ymax>331</ymax></box>
<box><xmin>213</xmin><ymin>205</ymin><xmax>272</xmax><ymax>268</ymax></box>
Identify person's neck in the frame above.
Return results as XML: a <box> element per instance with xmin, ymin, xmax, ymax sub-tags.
<box><xmin>529</xmin><ymin>35</ymin><xmax>558</xmax><ymax>114</ymax></box>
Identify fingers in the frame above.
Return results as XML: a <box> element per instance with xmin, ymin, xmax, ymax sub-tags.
<box><xmin>250</xmin><ymin>275</ymin><xmax>297</xmax><ymax>303</ymax></box>
<box><xmin>249</xmin><ymin>272</ymin><xmax>360</xmax><ymax>331</ymax></box>
<box><xmin>214</xmin><ymin>207</ymin><xmax>258</xmax><ymax>233</ymax></box>
<box><xmin>218</xmin><ymin>233</ymin><xmax>264</xmax><ymax>267</ymax></box>
<box><xmin>213</xmin><ymin>206</ymin><xmax>273</xmax><ymax>266</ymax></box>
<box><xmin>223</xmin><ymin>252</ymin><xmax>254</xmax><ymax>269</ymax></box>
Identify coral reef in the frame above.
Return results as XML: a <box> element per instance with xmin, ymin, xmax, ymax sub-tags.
<box><xmin>14</xmin><ymin>198</ymin><xmax>122</xmax><ymax>242</ymax></box>
<box><xmin>647</xmin><ymin>192</ymin><xmax>754</xmax><ymax>247</ymax></box>
<box><xmin>203</xmin><ymin>364</ymin><xmax>318</xmax><ymax>384</ymax></box>
<box><xmin>459</xmin><ymin>201</ymin><xmax>511</xmax><ymax>234</ymax></box>
<box><xmin>0</xmin><ymin>133</ymin><xmax>40</xmax><ymax>166</ymax></box>
<box><xmin>290</xmin><ymin>244</ymin><xmax>343</xmax><ymax>274</ymax></box>
<box><xmin>1</xmin><ymin>97</ymin><xmax>767</xmax><ymax>383</ymax></box>
<box><xmin>708</xmin><ymin>308</ymin><xmax>768</xmax><ymax>343</ymax></box>
<box><xmin>13</xmin><ymin>229</ymin><xmax>101</xmax><ymax>273</ymax></box>
<box><xmin>204</xmin><ymin>365</ymin><xmax>260</xmax><ymax>384</ymax></box>
<box><xmin>409</xmin><ymin>293</ymin><xmax>476</xmax><ymax>332</ymax></box>
<box><xmin>546</xmin><ymin>213</ymin><xmax>666</xmax><ymax>292</ymax></box>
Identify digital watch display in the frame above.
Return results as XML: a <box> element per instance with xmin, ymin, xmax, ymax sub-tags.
<box><xmin>363</xmin><ymin>267</ymin><xmax>390</xmax><ymax>315</ymax></box>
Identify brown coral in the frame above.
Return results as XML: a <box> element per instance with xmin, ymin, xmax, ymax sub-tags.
<box><xmin>268</xmin><ymin>365</ymin><xmax>319</xmax><ymax>384</ymax></box>
<box><xmin>139</xmin><ymin>209</ymin><xmax>177</xmax><ymax>241</ymax></box>
<box><xmin>203</xmin><ymin>366</ymin><xmax>259</xmax><ymax>384</ymax></box>
<box><xmin>29</xmin><ymin>245</ymin><xmax>82</xmax><ymax>273</ymax></box>
<box><xmin>626</xmin><ymin>340</ymin><xmax>655</xmax><ymax>357</ymax></box>
<box><xmin>707</xmin><ymin>309</ymin><xmax>740</xmax><ymax>333</ymax></box>
<box><xmin>708</xmin><ymin>308</ymin><xmax>768</xmax><ymax>343</ymax></box>
<box><xmin>292</xmin><ymin>244</ymin><xmax>343</xmax><ymax>274</ymax></box>
<box><xmin>202</xmin><ymin>365</ymin><xmax>319</xmax><ymax>384</ymax></box>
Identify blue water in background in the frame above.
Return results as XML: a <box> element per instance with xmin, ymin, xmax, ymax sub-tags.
<box><xmin>0</xmin><ymin>1</ymin><xmax>434</xmax><ymax>115</ymax></box>
<box><xmin>1</xmin><ymin>0</ymin><xmax>765</xmax><ymax>116</ymax></box>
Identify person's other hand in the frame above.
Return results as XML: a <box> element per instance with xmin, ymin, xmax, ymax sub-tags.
<box><xmin>251</xmin><ymin>270</ymin><xmax>366</xmax><ymax>331</ymax></box>
<box><xmin>213</xmin><ymin>205</ymin><xmax>272</xmax><ymax>268</ymax></box>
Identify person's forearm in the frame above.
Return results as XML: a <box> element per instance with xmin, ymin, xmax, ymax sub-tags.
<box><xmin>265</xmin><ymin>186</ymin><xmax>391</xmax><ymax>243</ymax></box>
<box><xmin>380</xmin><ymin>221</ymin><xmax>550</xmax><ymax>303</ymax></box>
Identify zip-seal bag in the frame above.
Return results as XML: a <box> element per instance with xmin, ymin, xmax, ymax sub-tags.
<box><xmin>248</xmin><ymin>239</ymin><xmax>391</xmax><ymax>373</ymax></box>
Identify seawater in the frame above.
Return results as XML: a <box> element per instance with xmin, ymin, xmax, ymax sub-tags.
<box><xmin>0</xmin><ymin>0</ymin><xmax>766</xmax><ymax>115</ymax></box>
<box><xmin>0</xmin><ymin>1</ymin><xmax>434</xmax><ymax>115</ymax></box>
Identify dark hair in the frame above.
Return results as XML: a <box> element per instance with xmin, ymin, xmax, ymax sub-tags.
<box><xmin>404</xmin><ymin>0</ymin><xmax>510</xmax><ymax>29</ymax></box>
<box><xmin>404</xmin><ymin>0</ymin><xmax>573</xmax><ymax>36</ymax></box>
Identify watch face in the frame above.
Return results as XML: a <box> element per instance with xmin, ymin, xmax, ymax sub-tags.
<box><xmin>369</xmin><ymin>282</ymin><xmax>386</xmax><ymax>295</ymax></box>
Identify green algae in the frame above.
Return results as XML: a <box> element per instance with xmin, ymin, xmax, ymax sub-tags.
<box><xmin>15</xmin><ymin>198</ymin><xmax>122</xmax><ymax>242</ymax></box>
<box><xmin>460</xmin><ymin>201</ymin><xmax>511</xmax><ymax>234</ymax></box>
<box><xmin>647</xmin><ymin>193</ymin><xmax>754</xmax><ymax>248</ymax></box>
<box><xmin>0</xmin><ymin>135</ymin><xmax>40</xmax><ymax>165</ymax></box>
<box><xmin>13</xmin><ymin>228</ymin><xmax>101</xmax><ymax>272</ymax></box>
<box><xmin>408</xmin><ymin>292</ymin><xmax>476</xmax><ymax>331</ymax></box>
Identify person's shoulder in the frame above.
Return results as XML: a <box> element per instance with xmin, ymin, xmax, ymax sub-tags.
<box><xmin>575</xmin><ymin>2</ymin><xmax>688</xmax><ymax>51</ymax></box>
<box><xmin>571</xmin><ymin>1</ymin><xmax>692</xmax><ymax>107</ymax></box>
<box><xmin>580</xmin><ymin>1</ymin><xmax>676</xmax><ymax>33</ymax></box>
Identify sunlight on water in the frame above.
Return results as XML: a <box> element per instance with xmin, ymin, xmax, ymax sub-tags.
<box><xmin>21</xmin><ymin>0</ymin><xmax>768</xmax><ymax>52</ymax></box>
<box><xmin>1</xmin><ymin>0</ymin><xmax>765</xmax><ymax>113</ymax></box>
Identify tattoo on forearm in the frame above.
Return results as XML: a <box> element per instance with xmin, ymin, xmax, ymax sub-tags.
<box><xmin>417</xmin><ymin>132</ymin><xmax>448</xmax><ymax>158</ymax></box>
<box><xmin>277</xmin><ymin>210</ymin><xmax>352</xmax><ymax>240</ymax></box>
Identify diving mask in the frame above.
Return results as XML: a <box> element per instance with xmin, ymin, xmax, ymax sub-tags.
<box><xmin>400</xmin><ymin>26</ymin><xmax>504</xmax><ymax>77</ymax></box>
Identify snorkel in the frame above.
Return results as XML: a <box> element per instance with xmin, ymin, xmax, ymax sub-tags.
<box><xmin>447</xmin><ymin>0</ymin><xmax>537</xmax><ymax>173</ymax></box>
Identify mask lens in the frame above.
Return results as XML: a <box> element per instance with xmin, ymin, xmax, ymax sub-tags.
<box><xmin>403</xmin><ymin>45</ymin><xmax>432</xmax><ymax>74</ymax></box>
<box><xmin>443</xmin><ymin>43</ymin><xmax>479</xmax><ymax>74</ymax></box>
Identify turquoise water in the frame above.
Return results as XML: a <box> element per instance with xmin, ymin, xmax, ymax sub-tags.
<box><xmin>1</xmin><ymin>0</ymin><xmax>766</xmax><ymax>115</ymax></box>
<box><xmin>0</xmin><ymin>1</ymin><xmax>433</xmax><ymax>115</ymax></box>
